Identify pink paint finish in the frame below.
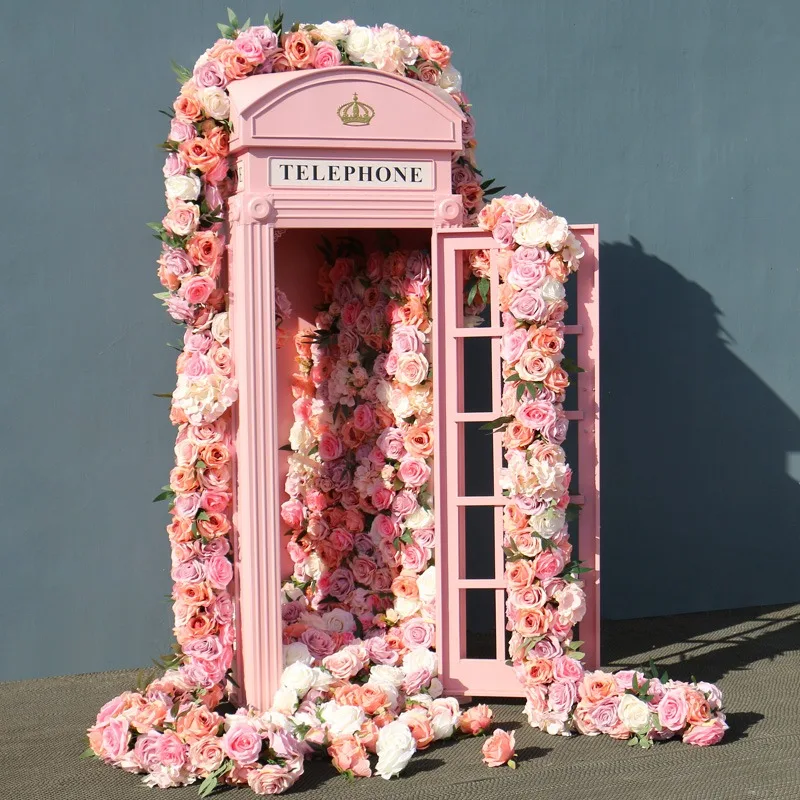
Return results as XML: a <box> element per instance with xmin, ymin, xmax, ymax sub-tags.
<box><xmin>226</xmin><ymin>68</ymin><xmax>600</xmax><ymax>708</ymax></box>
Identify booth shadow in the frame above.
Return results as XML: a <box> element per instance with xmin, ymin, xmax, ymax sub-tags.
<box><xmin>599</xmin><ymin>237</ymin><xmax>800</xmax><ymax>632</ymax></box>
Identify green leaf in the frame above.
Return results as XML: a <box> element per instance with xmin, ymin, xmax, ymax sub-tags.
<box><xmin>477</xmin><ymin>277</ymin><xmax>490</xmax><ymax>303</ymax></box>
<box><xmin>515</xmin><ymin>382</ymin><xmax>527</xmax><ymax>402</ymax></box>
<box><xmin>197</xmin><ymin>511</ymin><xmax>210</xmax><ymax>522</ymax></box>
<box><xmin>152</xmin><ymin>392</ymin><xmax>173</xmax><ymax>398</ymax></box>
<box><xmin>507</xmin><ymin>759</ymin><xmax>517</xmax><ymax>769</ymax></box>
<box><xmin>561</xmin><ymin>357</ymin><xmax>585</xmax><ymax>374</ymax></box>
<box><xmin>484</xmin><ymin>185</ymin><xmax>507</xmax><ymax>197</ymax></box>
<box><xmin>170</xmin><ymin>60</ymin><xmax>192</xmax><ymax>84</ymax></box>
<box><xmin>198</xmin><ymin>775</ymin><xmax>218</xmax><ymax>798</ymax></box>
<box><xmin>217</xmin><ymin>23</ymin><xmax>235</xmax><ymax>38</ymax></box>
<box><xmin>80</xmin><ymin>746</ymin><xmax>96</xmax><ymax>759</ymax></box>
<box><xmin>466</xmin><ymin>280</ymin><xmax>479</xmax><ymax>306</ymax></box>
<box><xmin>479</xmin><ymin>415</ymin><xmax>514</xmax><ymax>431</ymax></box>
<box><xmin>226</xmin><ymin>7</ymin><xmax>239</xmax><ymax>27</ymax></box>
<box><xmin>278</xmin><ymin>443</ymin><xmax>293</xmax><ymax>452</ymax></box>
<box><xmin>195</xmin><ymin>460</ymin><xmax>207</xmax><ymax>471</ymax></box>
<box><xmin>153</xmin><ymin>489</ymin><xmax>175</xmax><ymax>503</ymax></box>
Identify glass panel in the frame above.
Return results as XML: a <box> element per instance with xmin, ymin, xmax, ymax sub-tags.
<box><xmin>562</xmin><ymin>333</ymin><xmax>579</xmax><ymax>415</ymax></box>
<box><xmin>462</xmin><ymin>422</ymin><xmax>495</xmax><ymax>496</ymax></box>
<box><xmin>465</xmin><ymin>589</ymin><xmax>496</xmax><ymax>659</ymax></box>
<box><xmin>463</xmin><ymin>505</ymin><xmax>495</xmax><ymax>579</ymax></box>
<box><xmin>460</xmin><ymin>336</ymin><xmax>493</xmax><ymax>412</ymax></box>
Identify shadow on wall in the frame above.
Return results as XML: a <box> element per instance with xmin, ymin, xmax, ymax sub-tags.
<box><xmin>601</xmin><ymin>238</ymin><xmax>800</xmax><ymax>618</ymax></box>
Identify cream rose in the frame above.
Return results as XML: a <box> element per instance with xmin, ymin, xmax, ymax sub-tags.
<box><xmin>283</xmin><ymin>642</ymin><xmax>313</xmax><ymax>667</ymax></box>
<box><xmin>417</xmin><ymin>565</ymin><xmax>436</xmax><ymax>603</ymax></box>
<box><xmin>540</xmin><ymin>276</ymin><xmax>566</xmax><ymax>304</ymax></box>
<box><xmin>211</xmin><ymin>312</ymin><xmax>229</xmax><ymax>344</ymax></box>
<box><xmin>514</xmin><ymin>217</ymin><xmax>551</xmax><ymax>248</ymax></box>
<box><xmin>320</xmin><ymin>701</ymin><xmax>365</xmax><ymax>738</ymax></box>
<box><xmin>375</xmin><ymin>720</ymin><xmax>417</xmax><ymax>779</ymax></box>
<box><xmin>313</xmin><ymin>20</ymin><xmax>350</xmax><ymax>42</ymax></box>
<box><xmin>618</xmin><ymin>694</ymin><xmax>652</xmax><ymax>735</ymax></box>
<box><xmin>437</xmin><ymin>64</ymin><xmax>462</xmax><ymax>93</ymax></box>
<box><xmin>198</xmin><ymin>87</ymin><xmax>230</xmax><ymax>120</ymax></box>
<box><xmin>345</xmin><ymin>26</ymin><xmax>374</xmax><ymax>62</ymax></box>
<box><xmin>165</xmin><ymin>174</ymin><xmax>201</xmax><ymax>203</ymax></box>
<box><xmin>403</xmin><ymin>647</ymin><xmax>437</xmax><ymax>676</ymax></box>
<box><xmin>280</xmin><ymin>662</ymin><xmax>315</xmax><ymax>697</ymax></box>
<box><xmin>369</xmin><ymin>664</ymin><xmax>405</xmax><ymax>688</ymax></box>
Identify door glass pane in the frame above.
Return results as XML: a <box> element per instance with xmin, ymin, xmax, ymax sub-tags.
<box><xmin>463</xmin><ymin>505</ymin><xmax>495</xmax><ymax>579</ymax></box>
<box><xmin>462</xmin><ymin>422</ymin><xmax>495</xmax><ymax>496</ymax></box>
<box><xmin>465</xmin><ymin>589</ymin><xmax>496</xmax><ymax>659</ymax></box>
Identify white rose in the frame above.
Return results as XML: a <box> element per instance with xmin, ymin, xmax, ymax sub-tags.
<box><xmin>369</xmin><ymin>665</ymin><xmax>405</xmax><ymax>688</ymax></box>
<box><xmin>198</xmin><ymin>87</ymin><xmax>230</xmax><ymax>120</ymax></box>
<box><xmin>561</xmin><ymin>232</ymin><xmax>585</xmax><ymax>267</ymax></box>
<box><xmin>345</xmin><ymin>26</ymin><xmax>374</xmax><ymax>62</ymax></box>
<box><xmin>618</xmin><ymin>694</ymin><xmax>652</xmax><ymax>735</ymax></box>
<box><xmin>322</xmin><ymin>608</ymin><xmax>357</xmax><ymax>633</ymax></box>
<box><xmin>289</xmin><ymin>420</ymin><xmax>314</xmax><ymax>453</ymax></box>
<box><xmin>165</xmin><ymin>174</ymin><xmax>201</xmax><ymax>202</ymax></box>
<box><xmin>540</xmin><ymin>276</ymin><xmax>566</xmax><ymax>304</ymax></box>
<box><xmin>538</xmin><ymin>711</ymin><xmax>571</xmax><ymax>736</ymax></box>
<box><xmin>403</xmin><ymin>647</ymin><xmax>437</xmax><ymax>676</ymax></box>
<box><xmin>404</xmin><ymin>694</ymin><xmax>432</xmax><ymax>710</ymax></box>
<box><xmin>427</xmin><ymin>677</ymin><xmax>443</xmax><ymax>699</ymax></box>
<box><xmin>430</xmin><ymin>710</ymin><xmax>455</xmax><ymax>740</ymax></box>
<box><xmin>272</xmin><ymin>687</ymin><xmax>299</xmax><ymax>715</ymax></box>
<box><xmin>394</xmin><ymin>595</ymin><xmax>421</xmax><ymax>619</ymax></box>
<box><xmin>555</xmin><ymin>583</ymin><xmax>586</xmax><ymax>624</ymax></box>
<box><xmin>280</xmin><ymin>661</ymin><xmax>315</xmax><ymax>697</ymax></box>
<box><xmin>438</xmin><ymin>64</ymin><xmax>462</xmax><ymax>93</ymax></box>
<box><xmin>313</xmin><ymin>20</ymin><xmax>349</xmax><ymax>42</ymax></box>
<box><xmin>547</xmin><ymin>216</ymin><xmax>570</xmax><ymax>250</ymax></box>
<box><xmin>514</xmin><ymin>217</ymin><xmax>551</xmax><ymax>248</ymax></box>
<box><xmin>320</xmin><ymin>701</ymin><xmax>365</xmax><ymax>738</ymax></box>
<box><xmin>417</xmin><ymin>566</ymin><xmax>436</xmax><ymax>604</ymax></box>
<box><xmin>211</xmin><ymin>311</ymin><xmax>229</xmax><ymax>344</ymax></box>
<box><xmin>405</xmin><ymin>506</ymin><xmax>434</xmax><ymax>530</ymax></box>
<box><xmin>311</xmin><ymin>667</ymin><xmax>335</xmax><ymax>691</ymax></box>
<box><xmin>375</xmin><ymin>720</ymin><xmax>417</xmax><ymax>779</ymax></box>
<box><xmin>173</xmin><ymin>374</ymin><xmax>237</xmax><ymax>426</ymax></box>
<box><xmin>530</xmin><ymin>508</ymin><xmax>566</xmax><ymax>539</ymax></box>
<box><xmin>283</xmin><ymin>641</ymin><xmax>313</xmax><ymax>667</ymax></box>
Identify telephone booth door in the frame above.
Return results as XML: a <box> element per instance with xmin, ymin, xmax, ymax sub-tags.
<box><xmin>433</xmin><ymin>226</ymin><xmax>600</xmax><ymax>698</ymax></box>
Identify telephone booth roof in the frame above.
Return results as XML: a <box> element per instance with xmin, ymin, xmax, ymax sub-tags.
<box><xmin>226</xmin><ymin>66</ymin><xmax>465</xmax><ymax>153</ymax></box>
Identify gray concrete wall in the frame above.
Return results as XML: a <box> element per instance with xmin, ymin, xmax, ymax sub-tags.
<box><xmin>2</xmin><ymin>0</ymin><xmax>798</xmax><ymax>680</ymax></box>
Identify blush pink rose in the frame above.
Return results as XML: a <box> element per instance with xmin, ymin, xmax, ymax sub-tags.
<box><xmin>247</xmin><ymin>763</ymin><xmax>298</xmax><ymax>795</ymax></box>
<box><xmin>180</xmin><ymin>275</ymin><xmax>216</xmax><ymax>306</ymax></box>
<box><xmin>205</xmin><ymin>555</ymin><xmax>233</xmax><ymax>589</ymax></box>
<box><xmin>501</xmin><ymin>327</ymin><xmax>529</xmax><ymax>364</ymax></box>
<box><xmin>682</xmin><ymin>715</ymin><xmax>728</xmax><ymax>746</ymax></box>
<box><xmin>401</xmin><ymin>619</ymin><xmax>435</xmax><ymax>649</ymax></box>
<box><xmin>157</xmin><ymin>730</ymin><xmax>187</xmax><ymax>768</ymax></box>
<box><xmin>481</xmin><ymin>728</ymin><xmax>515</xmax><ymax>767</ymax></box>
<box><xmin>491</xmin><ymin>214</ymin><xmax>515</xmax><ymax>247</ymax></box>
<box><xmin>395</xmin><ymin>352</ymin><xmax>429</xmax><ymax>386</ymax></box>
<box><xmin>516</xmin><ymin>400</ymin><xmax>557</xmax><ymax>431</ymax></box>
<box><xmin>510</xmin><ymin>288</ymin><xmax>547</xmax><ymax>323</ymax></box>
<box><xmin>658</xmin><ymin>689</ymin><xmax>689</xmax><ymax>732</ymax></box>
<box><xmin>222</xmin><ymin>724</ymin><xmax>263</xmax><ymax>765</ymax></box>
<box><xmin>318</xmin><ymin>432</ymin><xmax>343</xmax><ymax>461</ymax></box>
<box><xmin>548</xmin><ymin>680</ymin><xmax>578</xmax><ymax>715</ymax></box>
<box><xmin>551</xmin><ymin>655</ymin><xmax>584</xmax><ymax>683</ymax></box>
<box><xmin>163</xmin><ymin>202</ymin><xmax>200</xmax><ymax>237</ymax></box>
<box><xmin>397</xmin><ymin>457</ymin><xmax>431</xmax><ymax>488</ymax></box>
<box><xmin>533</xmin><ymin>550</ymin><xmax>566</xmax><ymax>580</ymax></box>
<box><xmin>314</xmin><ymin>41</ymin><xmax>342</xmax><ymax>68</ymax></box>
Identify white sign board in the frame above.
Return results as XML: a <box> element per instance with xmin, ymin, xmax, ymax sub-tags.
<box><xmin>269</xmin><ymin>158</ymin><xmax>434</xmax><ymax>189</ymax></box>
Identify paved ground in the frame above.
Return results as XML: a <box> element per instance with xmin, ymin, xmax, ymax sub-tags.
<box><xmin>2</xmin><ymin>603</ymin><xmax>798</xmax><ymax>800</ymax></box>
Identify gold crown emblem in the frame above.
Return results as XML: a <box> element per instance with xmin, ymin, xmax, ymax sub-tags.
<box><xmin>337</xmin><ymin>93</ymin><xmax>375</xmax><ymax>126</ymax></box>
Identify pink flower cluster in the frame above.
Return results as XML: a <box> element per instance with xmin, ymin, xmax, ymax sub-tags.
<box><xmin>478</xmin><ymin>194</ymin><xmax>726</xmax><ymax>746</ymax></box>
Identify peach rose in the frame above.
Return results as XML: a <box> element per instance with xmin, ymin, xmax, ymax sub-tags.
<box><xmin>506</xmin><ymin>559</ymin><xmax>535</xmax><ymax>590</ymax></box>
<box><xmin>404</xmin><ymin>423</ymin><xmax>434</xmax><ymax>458</ymax></box>
<box><xmin>458</xmin><ymin>704</ymin><xmax>493</xmax><ymax>735</ymax></box>
<box><xmin>360</xmin><ymin>684</ymin><xmax>390</xmax><ymax>716</ymax></box>
<box><xmin>328</xmin><ymin>736</ymin><xmax>371</xmax><ymax>777</ymax></box>
<box><xmin>544</xmin><ymin>364</ymin><xmax>569</xmax><ymax>395</ymax></box>
<box><xmin>283</xmin><ymin>31</ymin><xmax>316</xmax><ymax>69</ymax></box>
<box><xmin>218</xmin><ymin>48</ymin><xmax>252</xmax><ymax>80</ymax></box>
<box><xmin>579</xmin><ymin>670</ymin><xmax>618</xmax><ymax>703</ymax></box>
<box><xmin>519</xmin><ymin>657</ymin><xmax>554</xmax><ymax>686</ymax></box>
<box><xmin>188</xmin><ymin>735</ymin><xmax>225</xmax><ymax>775</ymax></box>
<box><xmin>685</xmin><ymin>688</ymin><xmax>712</xmax><ymax>726</ymax></box>
<box><xmin>401</xmin><ymin>710</ymin><xmax>434</xmax><ymax>750</ymax></box>
<box><xmin>179</xmin><ymin>138</ymin><xmax>223</xmax><ymax>175</ymax></box>
<box><xmin>173</xmin><ymin>92</ymin><xmax>203</xmax><ymax>123</ymax></box>
<box><xmin>503</xmin><ymin>419</ymin><xmax>534</xmax><ymax>450</ymax></box>
<box><xmin>481</xmin><ymin>728</ymin><xmax>516</xmax><ymax>767</ymax></box>
<box><xmin>187</xmin><ymin>231</ymin><xmax>224</xmax><ymax>270</ymax></box>
<box><xmin>175</xmin><ymin>706</ymin><xmax>222</xmax><ymax>744</ymax></box>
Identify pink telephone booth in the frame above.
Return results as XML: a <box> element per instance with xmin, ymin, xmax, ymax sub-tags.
<box><xmin>225</xmin><ymin>67</ymin><xmax>600</xmax><ymax>711</ymax></box>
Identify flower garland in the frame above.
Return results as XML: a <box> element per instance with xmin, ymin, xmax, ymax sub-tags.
<box><xmin>87</xmin><ymin>12</ymin><xmax>727</xmax><ymax>798</ymax></box>
<box><xmin>478</xmin><ymin>195</ymin><xmax>728</xmax><ymax>747</ymax></box>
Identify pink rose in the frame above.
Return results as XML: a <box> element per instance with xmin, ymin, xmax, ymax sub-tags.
<box><xmin>541</xmin><ymin>414</ymin><xmax>569</xmax><ymax>445</ymax></box>
<box><xmin>516</xmin><ymin>400</ymin><xmax>557</xmax><ymax>431</ymax></box>
<box><xmin>548</xmin><ymin>680</ymin><xmax>577</xmax><ymax>715</ymax></box>
<box><xmin>158</xmin><ymin>730</ymin><xmax>187</xmax><ymax>768</ymax></box>
<box><xmin>314</xmin><ymin>41</ymin><xmax>342</xmax><ymax>68</ymax></box>
<box><xmin>188</xmin><ymin>735</ymin><xmax>226</xmax><ymax>774</ymax></box>
<box><xmin>193</xmin><ymin>58</ymin><xmax>227</xmax><ymax>88</ymax></box>
<box><xmin>205</xmin><ymin>555</ymin><xmax>233</xmax><ymax>589</ymax></box>
<box><xmin>247</xmin><ymin>763</ymin><xmax>299</xmax><ymax>795</ymax></box>
<box><xmin>551</xmin><ymin>655</ymin><xmax>584</xmax><ymax>683</ymax></box>
<box><xmin>510</xmin><ymin>288</ymin><xmax>548</xmax><ymax>322</ymax></box>
<box><xmin>401</xmin><ymin>619</ymin><xmax>435</xmax><ymax>649</ymax></box>
<box><xmin>299</xmin><ymin>628</ymin><xmax>335</xmax><ymax>659</ymax></box>
<box><xmin>201</xmin><ymin>489</ymin><xmax>231</xmax><ymax>513</ymax></box>
<box><xmin>458</xmin><ymin>704</ymin><xmax>493</xmax><ymax>735</ymax></box>
<box><xmin>370</xmin><ymin>514</ymin><xmax>397</xmax><ymax>540</ymax></box>
<box><xmin>163</xmin><ymin>153</ymin><xmax>187</xmax><ymax>177</ymax></box>
<box><xmin>163</xmin><ymin>202</ymin><xmax>200</xmax><ymax>237</ymax></box>
<box><xmin>377</xmin><ymin>428</ymin><xmax>405</xmax><ymax>459</ymax></box>
<box><xmin>491</xmin><ymin>214</ymin><xmax>515</xmax><ymax>247</ymax></box>
<box><xmin>589</xmin><ymin>696</ymin><xmax>625</xmax><ymax>736</ymax></box>
<box><xmin>533</xmin><ymin>550</ymin><xmax>566</xmax><ymax>580</ymax></box>
<box><xmin>481</xmin><ymin>728</ymin><xmax>516</xmax><ymax>767</ymax></box>
<box><xmin>658</xmin><ymin>689</ymin><xmax>689</xmax><ymax>732</ymax></box>
<box><xmin>90</xmin><ymin>717</ymin><xmax>131</xmax><ymax>762</ymax></box>
<box><xmin>397</xmin><ymin>457</ymin><xmax>431</xmax><ymax>488</ymax></box>
<box><xmin>364</xmin><ymin>635</ymin><xmax>400</xmax><ymax>666</ymax></box>
<box><xmin>353</xmin><ymin>404</ymin><xmax>375</xmax><ymax>432</ymax></box>
<box><xmin>326</xmin><ymin>568</ymin><xmax>355</xmax><ymax>601</ymax></box>
<box><xmin>509</xmin><ymin>247</ymin><xmax>549</xmax><ymax>287</ymax></box>
<box><xmin>180</xmin><ymin>275</ymin><xmax>216</xmax><ymax>305</ymax></box>
<box><xmin>159</xmin><ymin>246</ymin><xmax>194</xmax><ymax>278</ymax></box>
<box><xmin>501</xmin><ymin>327</ymin><xmax>529</xmax><ymax>364</ymax></box>
<box><xmin>318</xmin><ymin>432</ymin><xmax>343</xmax><ymax>461</ymax></box>
<box><xmin>322</xmin><ymin>649</ymin><xmax>362</xmax><ymax>680</ymax></box>
<box><xmin>392</xmin><ymin>325</ymin><xmax>425</xmax><ymax>354</ymax></box>
<box><xmin>395</xmin><ymin>352</ymin><xmax>429</xmax><ymax>386</ymax></box>
<box><xmin>133</xmin><ymin>730</ymin><xmax>162</xmax><ymax>770</ymax></box>
<box><xmin>682</xmin><ymin>714</ymin><xmax>728</xmax><ymax>746</ymax></box>
<box><xmin>222</xmin><ymin>724</ymin><xmax>263</xmax><ymax>765</ymax></box>
<box><xmin>234</xmin><ymin>32</ymin><xmax>266</xmax><ymax>64</ymax></box>
<box><xmin>392</xmin><ymin>490</ymin><xmax>418</xmax><ymax>517</ymax></box>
